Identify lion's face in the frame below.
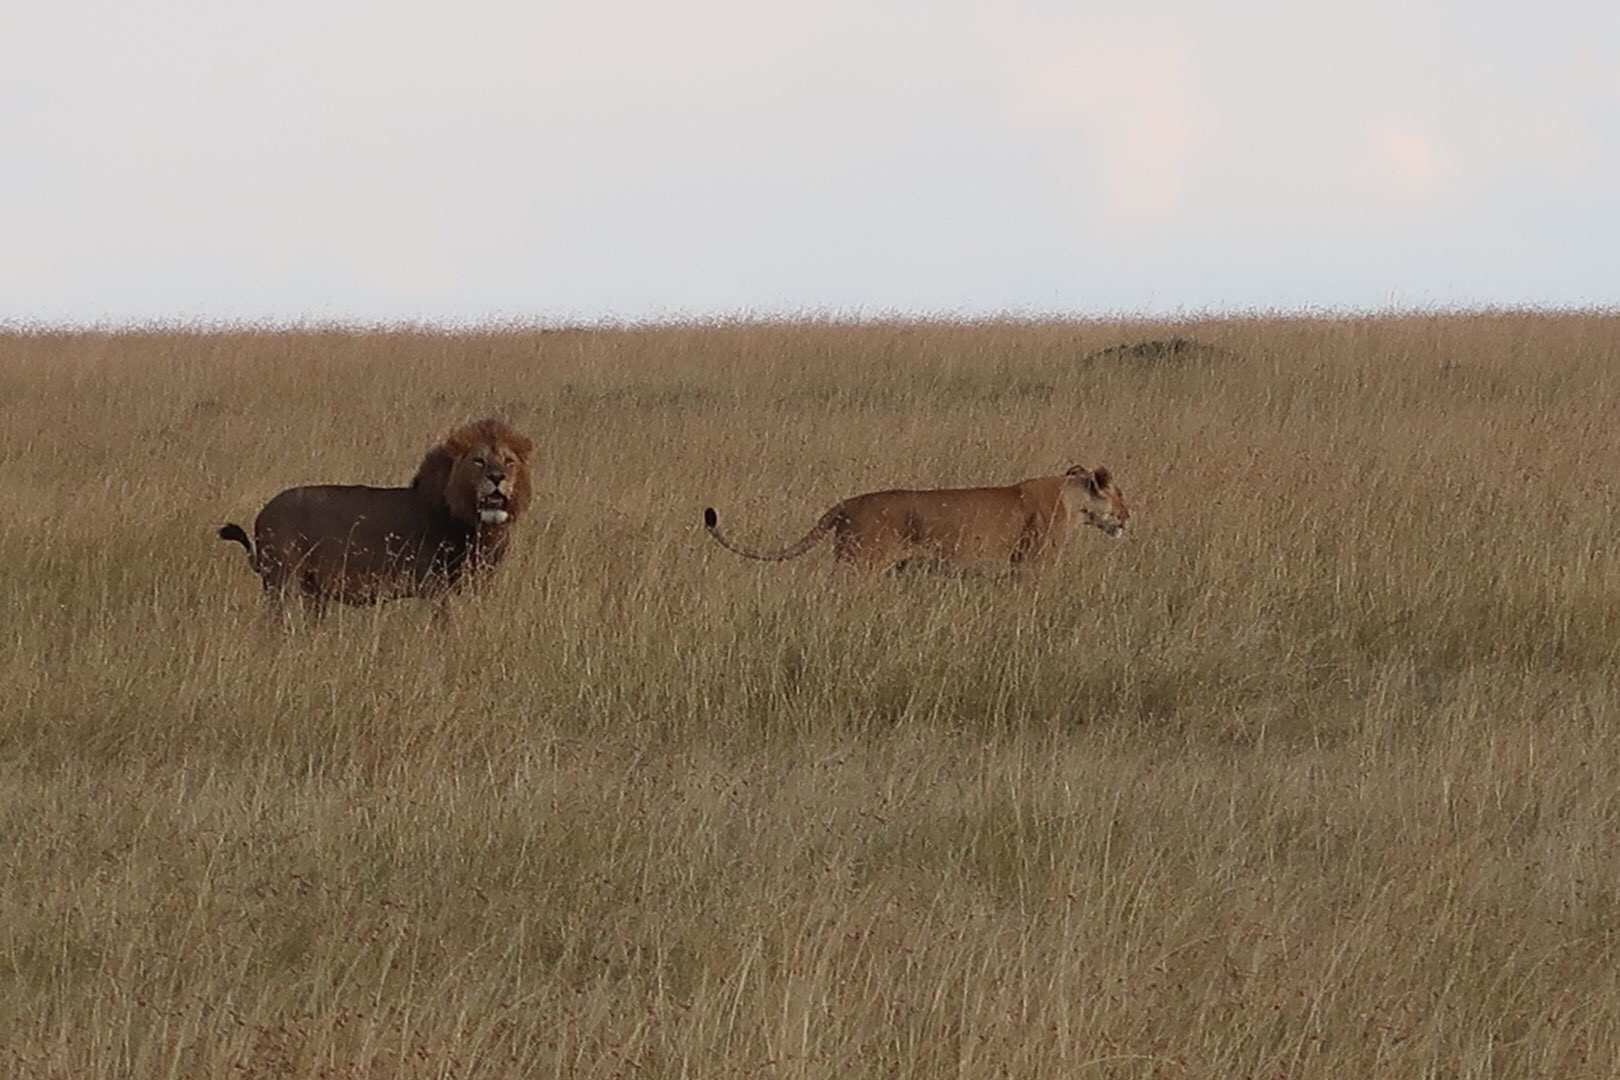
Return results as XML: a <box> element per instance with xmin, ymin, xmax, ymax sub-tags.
<box><xmin>422</xmin><ymin>419</ymin><xmax>535</xmax><ymax>528</ymax></box>
<box><xmin>1066</xmin><ymin>465</ymin><xmax>1129</xmax><ymax>539</ymax></box>
<box><xmin>451</xmin><ymin>440</ymin><xmax>524</xmax><ymax>524</ymax></box>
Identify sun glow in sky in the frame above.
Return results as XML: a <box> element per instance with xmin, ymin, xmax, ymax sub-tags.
<box><xmin>3</xmin><ymin>0</ymin><xmax>1616</xmax><ymax>323</ymax></box>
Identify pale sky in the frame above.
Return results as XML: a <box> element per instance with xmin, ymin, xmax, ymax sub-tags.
<box><xmin>4</xmin><ymin>0</ymin><xmax>1617</xmax><ymax>324</ymax></box>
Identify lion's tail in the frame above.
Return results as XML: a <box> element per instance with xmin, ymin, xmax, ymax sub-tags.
<box><xmin>218</xmin><ymin>523</ymin><xmax>256</xmax><ymax>570</ymax></box>
<box><xmin>702</xmin><ymin>505</ymin><xmax>839</xmax><ymax>562</ymax></box>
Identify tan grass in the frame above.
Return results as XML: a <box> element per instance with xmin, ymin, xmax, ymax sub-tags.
<box><xmin>2</xmin><ymin>312</ymin><xmax>1619</xmax><ymax>1077</ymax></box>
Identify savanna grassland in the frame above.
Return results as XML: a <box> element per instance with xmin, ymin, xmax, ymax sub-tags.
<box><xmin>2</xmin><ymin>313</ymin><xmax>1619</xmax><ymax>1079</ymax></box>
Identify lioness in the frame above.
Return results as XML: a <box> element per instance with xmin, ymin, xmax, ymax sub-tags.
<box><xmin>703</xmin><ymin>464</ymin><xmax>1127</xmax><ymax>573</ymax></box>
<box><xmin>218</xmin><ymin>418</ymin><xmax>534</xmax><ymax>614</ymax></box>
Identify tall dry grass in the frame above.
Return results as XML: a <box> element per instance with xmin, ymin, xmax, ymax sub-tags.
<box><xmin>2</xmin><ymin>312</ymin><xmax>1619</xmax><ymax>1078</ymax></box>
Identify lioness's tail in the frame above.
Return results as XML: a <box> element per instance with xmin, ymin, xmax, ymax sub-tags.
<box><xmin>218</xmin><ymin>523</ymin><xmax>255</xmax><ymax>569</ymax></box>
<box><xmin>702</xmin><ymin>506</ymin><xmax>839</xmax><ymax>562</ymax></box>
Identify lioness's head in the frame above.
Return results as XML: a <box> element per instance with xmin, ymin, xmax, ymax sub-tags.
<box><xmin>1065</xmin><ymin>464</ymin><xmax>1129</xmax><ymax>539</ymax></box>
<box><xmin>413</xmin><ymin>418</ymin><xmax>535</xmax><ymax>527</ymax></box>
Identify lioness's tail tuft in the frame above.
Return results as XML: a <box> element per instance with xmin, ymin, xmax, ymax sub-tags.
<box><xmin>218</xmin><ymin>523</ymin><xmax>253</xmax><ymax>557</ymax></box>
<box><xmin>703</xmin><ymin>507</ymin><xmax>718</xmax><ymax>529</ymax></box>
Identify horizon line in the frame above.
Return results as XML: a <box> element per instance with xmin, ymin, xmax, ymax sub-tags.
<box><xmin>3</xmin><ymin>301</ymin><xmax>1618</xmax><ymax>336</ymax></box>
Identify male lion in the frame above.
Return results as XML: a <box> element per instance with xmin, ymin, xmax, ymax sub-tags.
<box><xmin>703</xmin><ymin>464</ymin><xmax>1128</xmax><ymax>574</ymax></box>
<box><xmin>218</xmin><ymin>418</ymin><xmax>534</xmax><ymax>615</ymax></box>
<box><xmin>1081</xmin><ymin>337</ymin><xmax>1238</xmax><ymax>366</ymax></box>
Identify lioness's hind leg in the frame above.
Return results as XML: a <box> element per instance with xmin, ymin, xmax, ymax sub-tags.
<box><xmin>890</xmin><ymin>555</ymin><xmax>956</xmax><ymax>577</ymax></box>
<box><xmin>835</xmin><ymin>539</ymin><xmax>906</xmax><ymax>575</ymax></box>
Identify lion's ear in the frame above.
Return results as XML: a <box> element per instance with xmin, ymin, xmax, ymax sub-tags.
<box><xmin>411</xmin><ymin>446</ymin><xmax>455</xmax><ymax>503</ymax></box>
<box><xmin>507</xmin><ymin>432</ymin><xmax>535</xmax><ymax>461</ymax></box>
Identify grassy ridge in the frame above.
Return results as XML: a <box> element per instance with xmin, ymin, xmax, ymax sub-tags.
<box><xmin>2</xmin><ymin>313</ymin><xmax>1619</xmax><ymax>1077</ymax></box>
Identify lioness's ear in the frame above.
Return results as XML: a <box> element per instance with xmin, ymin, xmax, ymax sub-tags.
<box><xmin>411</xmin><ymin>446</ymin><xmax>455</xmax><ymax>502</ymax></box>
<box><xmin>1091</xmin><ymin>466</ymin><xmax>1112</xmax><ymax>490</ymax></box>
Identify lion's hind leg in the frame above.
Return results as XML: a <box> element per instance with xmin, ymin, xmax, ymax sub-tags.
<box><xmin>252</xmin><ymin>552</ymin><xmax>331</xmax><ymax>631</ymax></box>
<box><xmin>255</xmin><ymin>581</ymin><xmax>297</xmax><ymax>634</ymax></box>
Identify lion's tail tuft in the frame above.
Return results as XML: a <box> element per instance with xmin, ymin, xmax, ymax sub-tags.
<box><xmin>218</xmin><ymin>523</ymin><xmax>255</xmax><ymax>568</ymax></box>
